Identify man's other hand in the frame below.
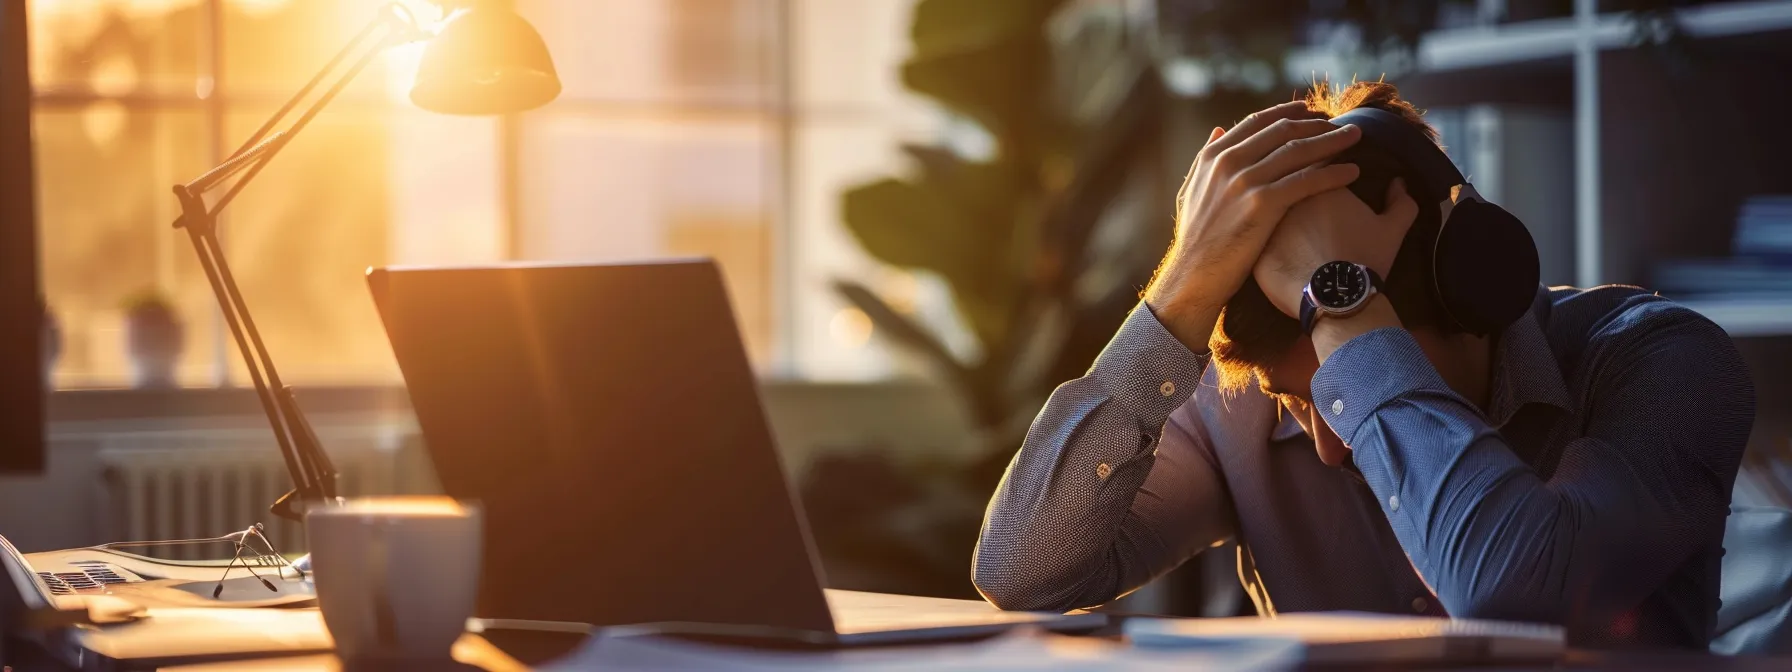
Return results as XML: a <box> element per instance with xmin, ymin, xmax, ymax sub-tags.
<box><xmin>1253</xmin><ymin>177</ymin><xmax>1418</xmax><ymax>320</ymax></box>
<box><xmin>1143</xmin><ymin>101</ymin><xmax>1363</xmax><ymax>351</ymax></box>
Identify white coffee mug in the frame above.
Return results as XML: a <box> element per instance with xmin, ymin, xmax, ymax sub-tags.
<box><xmin>305</xmin><ymin>496</ymin><xmax>482</xmax><ymax>663</ymax></box>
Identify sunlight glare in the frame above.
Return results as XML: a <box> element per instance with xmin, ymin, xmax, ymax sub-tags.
<box><xmin>882</xmin><ymin>271</ymin><xmax>921</xmax><ymax>315</ymax></box>
<box><xmin>88</xmin><ymin>50</ymin><xmax>139</xmax><ymax>97</ymax></box>
<box><xmin>383</xmin><ymin>0</ymin><xmax>446</xmax><ymax>103</ymax></box>
<box><xmin>315</xmin><ymin>496</ymin><xmax>472</xmax><ymax>518</ymax></box>
<box><xmin>226</xmin><ymin>0</ymin><xmax>288</xmax><ymax>18</ymax></box>
<box><xmin>80</xmin><ymin>99</ymin><xmax>128</xmax><ymax>148</ymax></box>
<box><xmin>830</xmin><ymin>307</ymin><xmax>874</xmax><ymax>348</ymax></box>
<box><xmin>385</xmin><ymin>40</ymin><xmax>427</xmax><ymax>103</ymax></box>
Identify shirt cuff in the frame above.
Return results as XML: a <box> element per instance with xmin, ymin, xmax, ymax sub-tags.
<box><xmin>1309</xmin><ymin>327</ymin><xmax>1452</xmax><ymax>445</ymax></box>
<box><xmin>1087</xmin><ymin>301</ymin><xmax>1208</xmax><ymax>428</ymax></box>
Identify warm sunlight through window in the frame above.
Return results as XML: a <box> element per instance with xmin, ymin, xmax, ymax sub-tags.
<box><xmin>31</xmin><ymin>0</ymin><xmax>937</xmax><ymax>387</ymax></box>
<box><xmin>30</xmin><ymin>0</ymin><xmax>436</xmax><ymax>387</ymax></box>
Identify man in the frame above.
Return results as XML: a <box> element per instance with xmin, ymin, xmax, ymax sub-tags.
<box><xmin>971</xmin><ymin>81</ymin><xmax>1755</xmax><ymax>649</ymax></box>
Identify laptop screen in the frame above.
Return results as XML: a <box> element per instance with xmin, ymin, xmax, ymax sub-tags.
<box><xmin>368</xmin><ymin>260</ymin><xmax>836</xmax><ymax>633</ymax></box>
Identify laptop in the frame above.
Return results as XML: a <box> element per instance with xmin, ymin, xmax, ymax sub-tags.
<box><xmin>365</xmin><ymin>259</ymin><xmax>1100</xmax><ymax>647</ymax></box>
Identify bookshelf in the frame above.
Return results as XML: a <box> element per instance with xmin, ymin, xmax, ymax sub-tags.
<box><xmin>1398</xmin><ymin>1</ymin><xmax>1792</xmax><ymax>468</ymax></box>
<box><xmin>1676</xmin><ymin>296</ymin><xmax>1792</xmax><ymax>338</ymax></box>
<box><xmin>1406</xmin><ymin>0</ymin><xmax>1792</xmax><ymax>338</ymax></box>
<box><xmin>1417</xmin><ymin>1</ymin><xmax>1792</xmax><ymax>73</ymax></box>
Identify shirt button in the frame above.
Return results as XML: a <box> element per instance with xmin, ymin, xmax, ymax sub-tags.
<box><xmin>1331</xmin><ymin>399</ymin><xmax>1344</xmax><ymax>415</ymax></box>
<box><xmin>1160</xmin><ymin>380</ymin><xmax>1176</xmax><ymax>397</ymax></box>
<box><xmin>1096</xmin><ymin>462</ymin><xmax>1112</xmax><ymax>480</ymax></box>
<box><xmin>1411</xmin><ymin>597</ymin><xmax>1429</xmax><ymax>613</ymax></box>
<box><xmin>1388</xmin><ymin>495</ymin><xmax>1400</xmax><ymax>512</ymax></box>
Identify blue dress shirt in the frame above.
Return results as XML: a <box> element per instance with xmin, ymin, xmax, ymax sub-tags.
<box><xmin>972</xmin><ymin>285</ymin><xmax>1754</xmax><ymax>648</ymax></box>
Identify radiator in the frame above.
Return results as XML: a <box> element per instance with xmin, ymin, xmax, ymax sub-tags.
<box><xmin>95</xmin><ymin>427</ymin><xmax>409</xmax><ymax>560</ymax></box>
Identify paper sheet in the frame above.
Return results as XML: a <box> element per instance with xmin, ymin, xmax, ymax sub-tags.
<box><xmin>542</xmin><ymin>627</ymin><xmax>1301</xmax><ymax>671</ymax></box>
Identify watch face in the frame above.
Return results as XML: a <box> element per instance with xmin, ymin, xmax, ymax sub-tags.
<box><xmin>1311</xmin><ymin>261</ymin><xmax>1368</xmax><ymax>310</ymax></box>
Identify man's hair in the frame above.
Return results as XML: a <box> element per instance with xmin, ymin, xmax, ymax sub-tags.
<box><xmin>1209</xmin><ymin>80</ymin><xmax>1456</xmax><ymax>392</ymax></box>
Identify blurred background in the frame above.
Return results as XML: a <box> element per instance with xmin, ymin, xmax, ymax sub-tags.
<box><xmin>5</xmin><ymin>0</ymin><xmax>1791</xmax><ymax>618</ymax></box>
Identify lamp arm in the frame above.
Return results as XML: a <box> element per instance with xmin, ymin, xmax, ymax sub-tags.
<box><xmin>171</xmin><ymin>3</ymin><xmax>423</xmax><ymax>521</ymax></box>
<box><xmin>223</xmin><ymin>2</ymin><xmax>423</xmax><ymax>165</ymax></box>
<box><xmin>171</xmin><ymin>192</ymin><xmax>309</xmax><ymax>506</ymax></box>
<box><xmin>196</xmin><ymin>223</ymin><xmax>323</xmax><ymax>495</ymax></box>
<box><xmin>202</xmin><ymin>4</ymin><xmax>422</xmax><ymax>214</ymax></box>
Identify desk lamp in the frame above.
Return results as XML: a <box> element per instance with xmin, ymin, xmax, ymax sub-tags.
<box><xmin>170</xmin><ymin>0</ymin><xmax>559</xmax><ymax>524</ymax></box>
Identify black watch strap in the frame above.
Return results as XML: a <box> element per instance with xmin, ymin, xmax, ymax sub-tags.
<box><xmin>1299</xmin><ymin>292</ymin><xmax>1319</xmax><ymax>335</ymax></box>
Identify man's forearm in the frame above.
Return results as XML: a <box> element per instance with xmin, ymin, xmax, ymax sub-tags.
<box><xmin>1311</xmin><ymin>294</ymin><xmax>1399</xmax><ymax>364</ymax></box>
<box><xmin>1309</xmin><ymin>310</ymin><xmax>1752</xmax><ymax>640</ymax></box>
<box><xmin>973</xmin><ymin>303</ymin><xmax>1223</xmax><ymax>611</ymax></box>
<box><xmin>974</xmin><ymin>378</ymin><xmax>1174</xmax><ymax>611</ymax></box>
<box><xmin>1142</xmin><ymin>240</ymin><xmax>1228</xmax><ymax>355</ymax></box>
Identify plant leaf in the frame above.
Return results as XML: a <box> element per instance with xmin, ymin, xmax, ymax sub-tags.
<box><xmin>908</xmin><ymin>0</ymin><xmax>1065</xmax><ymax>59</ymax></box>
<box><xmin>841</xmin><ymin>178</ymin><xmax>981</xmax><ymax>273</ymax></box>
<box><xmin>902</xmin><ymin>39</ymin><xmax>1051</xmax><ymax>142</ymax></box>
<box><xmin>840</xmin><ymin>177</ymin><xmax>1019</xmax><ymax>348</ymax></box>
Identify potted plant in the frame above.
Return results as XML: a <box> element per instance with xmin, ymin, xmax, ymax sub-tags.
<box><xmin>121</xmin><ymin>289</ymin><xmax>185</xmax><ymax>389</ymax></box>
<box><xmin>801</xmin><ymin>0</ymin><xmax>1179</xmax><ymax>600</ymax></box>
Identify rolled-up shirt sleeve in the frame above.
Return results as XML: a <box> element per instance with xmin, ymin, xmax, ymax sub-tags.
<box><xmin>1309</xmin><ymin>303</ymin><xmax>1753</xmax><ymax>641</ymax></box>
<box><xmin>973</xmin><ymin>302</ymin><xmax>1235</xmax><ymax>612</ymax></box>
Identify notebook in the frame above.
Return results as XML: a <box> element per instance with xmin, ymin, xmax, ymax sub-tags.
<box><xmin>1125</xmin><ymin>612</ymin><xmax>1564</xmax><ymax>665</ymax></box>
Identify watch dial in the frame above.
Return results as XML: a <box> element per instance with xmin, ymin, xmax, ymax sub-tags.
<box><xmin>1312</xmin><ymin>261</ymin><xmax>1367</xmax><ymax>309</ymax></box>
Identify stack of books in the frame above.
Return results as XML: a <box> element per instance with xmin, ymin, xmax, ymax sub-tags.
<box><xmin>1654</xmin><ymin>196</ymin><xmax>1792</xmax><ymax>297</ymax></box>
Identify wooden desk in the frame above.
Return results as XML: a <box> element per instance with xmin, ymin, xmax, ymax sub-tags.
<box><xmin>162</xmin><ymin>634</ymin><xmax>529</xmax><ymax>671</ymax></box>
<box><xmin>61</xmin><ymin>618</ymin><xmax>1792</xmax><ymax>671</ymax></box>
<box><xmin>161</xmin><ymin>631</ymin><xmax>1792</xmax><ymax>672</ymax></box>
<box><xmin>13</xmin><ymin>575</ymin><xmax>1786</xmax><ymax>671</ymax></box>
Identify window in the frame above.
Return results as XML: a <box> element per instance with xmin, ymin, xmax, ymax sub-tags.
<box><xmin>32</xmin><ymin>0</ymin><xmax>938</xmax><ymax>388</ymax></box>
<box><xmin>511</xmin><ymin>0</ymin><xmax>777</xmax><ymax>364</ymax></box>
<box><xmin>514</xmin><ymin>0</ymin><xmax>948</xmax><ymax>379</ymax></box>
<box><xmin>31</xmin><ymin>0</ymin><xmax>447</xmax><ymax>387</ymax></box>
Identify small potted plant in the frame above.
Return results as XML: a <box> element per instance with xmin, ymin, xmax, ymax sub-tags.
<box><xmin>121</xmin><ymin>289</ymin><xmax>185</xmax><ymax>389</ymax></box>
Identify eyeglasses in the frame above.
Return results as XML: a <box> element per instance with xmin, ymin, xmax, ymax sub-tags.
<box><xmin>92</xmin><ymin>523</ymin><xmax>306</xmax><ymax>597</ymax></box>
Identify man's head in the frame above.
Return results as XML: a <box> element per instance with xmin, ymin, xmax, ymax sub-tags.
<box><xmin>1211</xmin><ymin>81</ymin><xmax>1466</xmax><ymax>465</ymax></box>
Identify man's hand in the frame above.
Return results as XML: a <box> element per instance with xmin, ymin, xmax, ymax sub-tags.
<box><xmin>1251</xmin><ymin>178</ymin><xmax>1419</xmax><ymax>321</ymax></box>
<box><xmin>1143</xmin><ymin>101</ymin><xmax>1365</xmax><ymax>351</ymax></box>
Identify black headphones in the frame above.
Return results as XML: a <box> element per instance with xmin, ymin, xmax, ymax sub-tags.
<box><xmin>1327</xmin><ymin>107</ymin><xmax>1540</xmax><ymax>336</ymax></box>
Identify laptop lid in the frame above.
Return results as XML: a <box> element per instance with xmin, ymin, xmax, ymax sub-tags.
<box><xmin>367</xmin><ymin>260</ymin><xmax>836</xmax><ymax>633</ymax></box>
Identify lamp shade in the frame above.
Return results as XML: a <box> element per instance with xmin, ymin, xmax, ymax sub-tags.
<box><xmin>410</xmin><ymin>5</ymin><xmax>560</xmax><ymax>115</ymax></box>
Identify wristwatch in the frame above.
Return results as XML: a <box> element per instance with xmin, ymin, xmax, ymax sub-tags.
<box><xmin>1299</xmin><ymin>261</ymin><xmax>1385</xmax><ymax>335</ymax></box>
